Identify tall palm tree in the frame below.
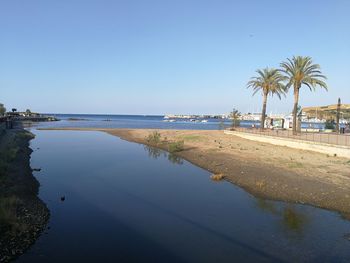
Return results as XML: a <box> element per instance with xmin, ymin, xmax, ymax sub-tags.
<box><xmin>280</xmin><ymin>56</ymin><xmax>327</xmax><ymax>134</ymax></box>
<box><xmin>247</xmin><ymin>68</ymin><xmax>286</xmax><ymax>129</ymax></box>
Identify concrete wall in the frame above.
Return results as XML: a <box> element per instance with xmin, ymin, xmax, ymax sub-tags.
<box><xmin>224</xmin><ymin>130</ymin><xmax>350</xmax><ymax>159</ymax></box>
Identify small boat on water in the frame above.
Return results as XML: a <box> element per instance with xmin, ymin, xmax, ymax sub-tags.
<box><xmin>201</xmin><ymin>120</ymin><xmax>208</xmax><ymax>123</ymax></box>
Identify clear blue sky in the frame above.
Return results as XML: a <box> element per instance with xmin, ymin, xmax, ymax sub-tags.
<box><xmin>0</xmin><ymin>0</ymin><xmax>349</xmax><ymax>115</ymax></box>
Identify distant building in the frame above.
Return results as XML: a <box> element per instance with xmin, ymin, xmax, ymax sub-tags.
<box><xmin>302</xmin><ymin>103</ymin><xmax>350</xmax><ymax>121</ymax></box>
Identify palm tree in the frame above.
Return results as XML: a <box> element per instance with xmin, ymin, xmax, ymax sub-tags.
<box><xmin>247</xmin><ymin>68</ymin><xmax>286</xmax><ymax>129</ymax></box>
<box><xmin>280</xmin><ymin>56</ymin><xmax>327</xmax><ymax>134</ymax></box>
<box><xmin>230</xmin><ymin>108</ymin><xmax>241</xmax><ymax>128</ymax></box>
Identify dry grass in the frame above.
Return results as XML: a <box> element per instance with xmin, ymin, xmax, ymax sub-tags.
<box><xmin>256</xmin><ymin>180</ymin><xmax>266</xmax><ymax>188</ymax></box>
<box><xmin>180</xmin><ymin>135</ymin><xmax>202</xmax><ymax>141</ymax></box>
<box><xmin>210</xmin><ymin>173</ymin><xmax>225</xmax><ymax>181</ymax></box>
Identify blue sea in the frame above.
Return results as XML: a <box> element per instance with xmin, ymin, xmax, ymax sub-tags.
<box><xmin>34</xmin><ymin>114</ymin><xmax>328</xmax><ymax>130</ymax></box>
<box><xmin>36</xmin><ymin>114</ymin><xmax>258</xmax><ymax>130</ymax></box>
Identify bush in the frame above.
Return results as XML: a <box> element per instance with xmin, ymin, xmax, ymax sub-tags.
<box><xmin>146</xmin><ymin>131</ymin><xmax>161</xmax><ymax>144</ymax></box>
<box><xmin>325</xmin><ymin>120</ymin><xmax>335</xmax><ymax>130</ymax></box>
<box><xmin>210</xmin><ymin>174</ymin><xmax>225</xmax><ymax>181</ymax></box>
<box><xmin>168</xmin><ymin>140</ymin><xmax>184</xmax><ymax>153</ymax></box>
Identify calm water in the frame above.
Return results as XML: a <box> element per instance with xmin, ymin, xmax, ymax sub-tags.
<box><xmin>29</xmin><ymin>114</ymin><xmax>330</xmax><ymax>130</ymax></box>
<box><xmin>35</xmin><ymin>114</ymin><xmax>257</xmax><ymax>130</ymax></box>
<box><xmin>17</xmin><ymin>130</ymin><xmax>350</xmax><ymax>262</ymax></box>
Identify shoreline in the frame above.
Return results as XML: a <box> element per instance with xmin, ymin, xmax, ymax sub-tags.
<box><xmin>38</xmin><ymin>127</ymin><xmax>350</xmax><ymax>219</ymax></box>
<box><xmin>0</xmin><ymin>129</ymin><xmax>49</xmax><ymax>263</ymax></box>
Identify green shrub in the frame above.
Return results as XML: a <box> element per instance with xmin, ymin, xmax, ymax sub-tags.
<box><xmin>325</xmin><ymin>120</ymin><xmax>335</xmax><ymax>130</ymax></box>
<box><xmin>146</xmin><ymin>131</ymin><xmax>161</xmax><ymax>144</ymax></box>
<box><xmin>168</xmin><ymin>140</ymin><xmax>184</xmax><ymax>153</ymax></box>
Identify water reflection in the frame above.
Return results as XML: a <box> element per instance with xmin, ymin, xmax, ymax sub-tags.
<box><xmin>143</xmin><ymin>145</ymin><xmax>166</xmax><ymax>159</ymax></box>
<box><xmin>282</xmin><ymin>207</ymin><xmax>307</xmax><ymax>233</ymax></box>
<box><xmin>256</xmin><ymin>199</ymin><xmax>308</xmax><ymax>235</ymax></box>
<box><xmin>255</xmin><ymin>199</ymin><xmax>279</xmax><ymax>216</ymax></box>
<box><xmin>167</xmin><ymin>154</ymin><xmax>184</xmax><ymax>165</ymax></box>
<box><xmin>143</xmin><ymin>145</ymin><xmax>183</xmax><ymax>165</ymax></box>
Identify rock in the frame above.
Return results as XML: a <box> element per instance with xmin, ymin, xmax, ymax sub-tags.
<box><xmin>32</xmin><ymin>168</ymin><xmax>41</xmax><ymax>172</ymax></box>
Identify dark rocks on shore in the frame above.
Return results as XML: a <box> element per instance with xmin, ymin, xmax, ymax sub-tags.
<box><xmin>0</xmin><ymin>129</ymin><xmax>50</xmax><ymax>263</ymax></box>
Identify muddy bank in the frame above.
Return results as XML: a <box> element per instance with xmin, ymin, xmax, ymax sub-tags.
<box><xmin>0</xmin><ymin>129</ymin><xmax>49</xmax><ymax>262</ymax></box>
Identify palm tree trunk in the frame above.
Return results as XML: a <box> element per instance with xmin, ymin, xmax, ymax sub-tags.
<box><xmin>261</xmin><ymin>93</ymin><xmax>268</xmax><ymax>129</ymax></box>
<box><xmin>292</xmin><ymin>87</ymin><xmax>300</xmax><ymax>135</ymax></box>
<box><xmin>336</xmin><ymin>98</ymin><xmax>341</xmax><ymax>133</ymax></box>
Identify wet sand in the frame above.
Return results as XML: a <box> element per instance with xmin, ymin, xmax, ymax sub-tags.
<box><xmin>41</xmin><ymin>128</ymin><xmax>350</xmax><ymax>218</ymax></box>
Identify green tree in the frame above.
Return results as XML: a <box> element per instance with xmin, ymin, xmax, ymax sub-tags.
<box><xmin>281</xmin><ymin>56</ymin><xmax>327</xmax><ymax>134</ymax></box>
<box><xmin>218</xmin><ymin>119</ymin><xmax>225</xmax><ymax>130</ymax></box>
<box><xmin>230</xmin><ymin>108</ymin><xmax>241</xmax><ymax>128</ymax></box>
<box><xmin>247</xmin><ymin>68</ymin><xmax>286</xmax><ymax>129</ymax></box>
<box><xmin>0</xmin><ymin>103</ymin><xmax>6</xmax><ymax>116</ymax></box>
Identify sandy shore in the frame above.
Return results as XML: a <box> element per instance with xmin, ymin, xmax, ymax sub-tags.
<box><xmin>41</xmin><ymin>128</ymin><xmax>350</xmax><ymax>218</ymax></box>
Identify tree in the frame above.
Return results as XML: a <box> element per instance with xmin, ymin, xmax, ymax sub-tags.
<box><xmin>0</xmin><ymin>103</ymin><xmax>6</xmax><ymax>116</ymax></box>
<box><xmin>230</xmin><ymin>108</ymin><xmax>241</xmax><ymax>128</ymax></box>
<box><xmin>25</xmin><ymin>109</ymin><xmax>31</xmax><ymax>116</ymax></box>
<box><xmin>218</xmin><ymin>119</ymin><xmax>225</xmax><ymax>130</ymax></box>
<box><xmin>281</xmin><ymin>56</ymin><xmax>327</xmax><ymax>134</ymax></box>
<box><xmin>247</xmin><ymin>68</ymin><xmax>286</xmax><ymax>129</ymax></box>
